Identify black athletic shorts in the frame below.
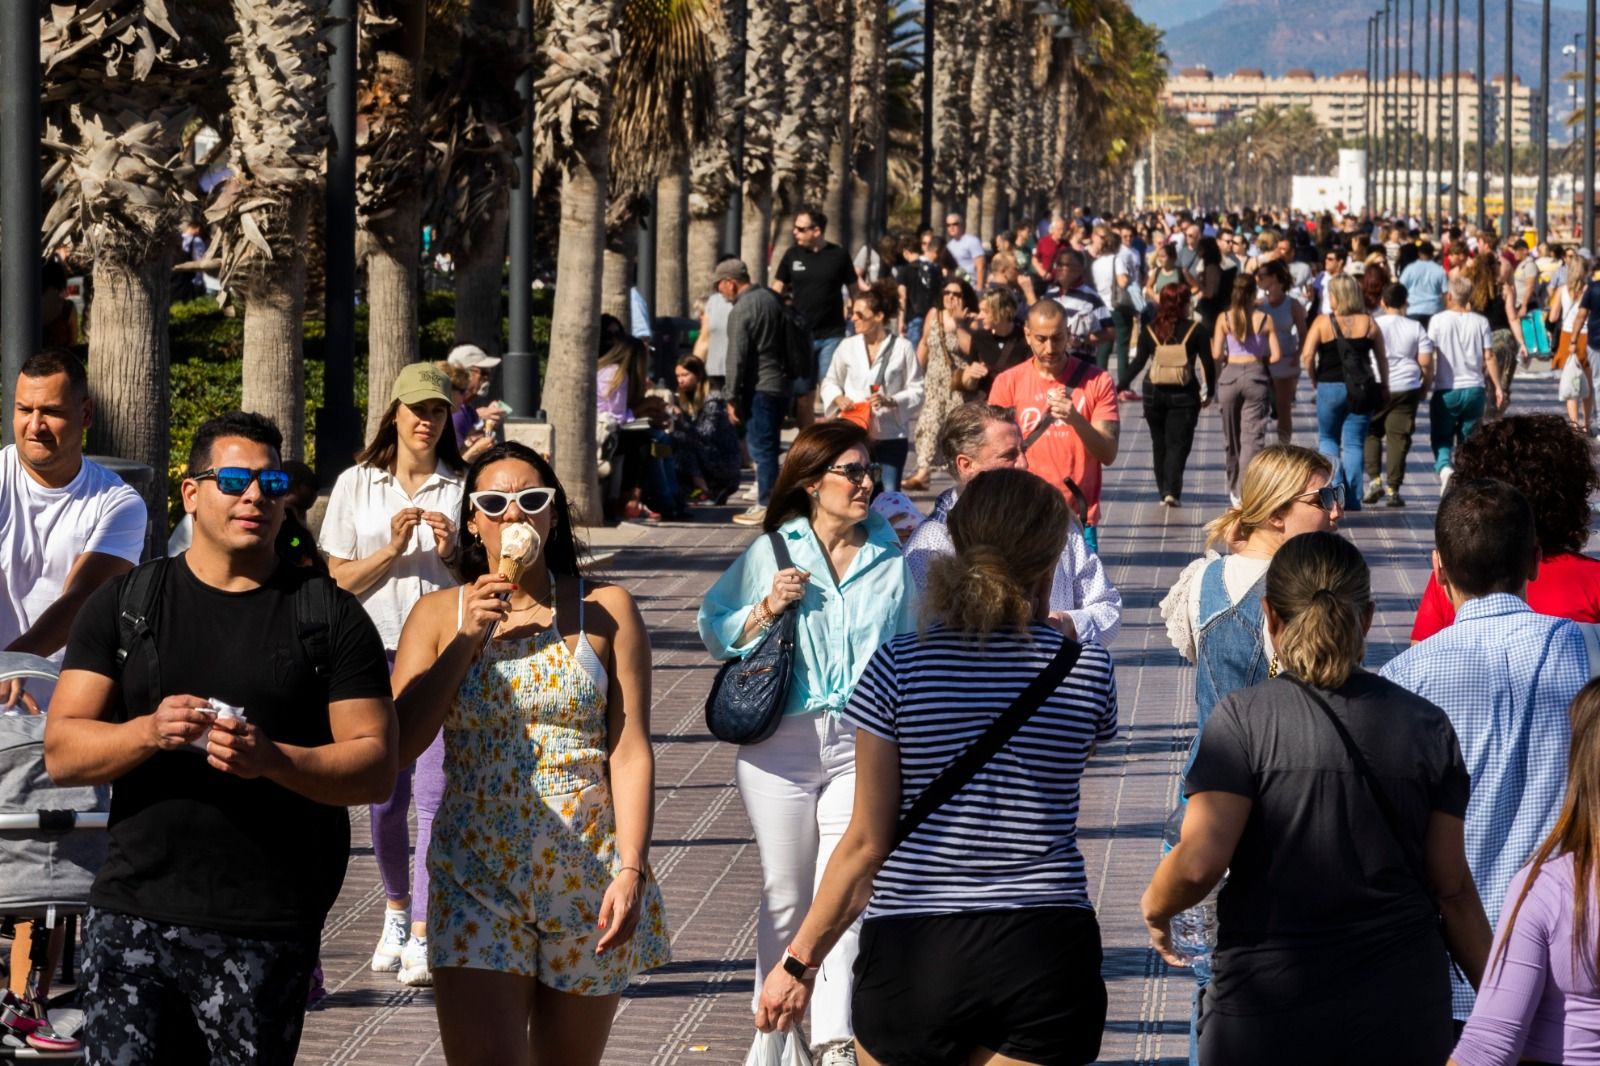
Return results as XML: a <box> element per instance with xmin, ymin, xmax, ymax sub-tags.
<box><xmin>850</xmin><ymin>905</ymin><xmax>1106</xmax><ymax>1066</ymax></box>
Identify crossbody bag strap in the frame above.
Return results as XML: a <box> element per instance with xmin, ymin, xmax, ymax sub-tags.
<box><xmin>1287</xmin><ymin>676</ymin><xmax>1434</xmax><ymax>900</ymax></box>
<box><xmin>893</xmin><ymin>637</ymin><xmax>1082</xmax><ymax>847</ymax></box>
<box><xmin>768</xmin><ymin>529</ymin><xmax>794</xmax><ymax>570</ymax></box>
<box><xmin>1021</xmin><ymin>360</ymin><xmax>1093</xmax><ymax>452</ymax></box>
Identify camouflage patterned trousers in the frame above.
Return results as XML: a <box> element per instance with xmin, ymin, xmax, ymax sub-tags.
<box><xmin>80</xmin><ymin>908</ymin><xmax>319</xmax><ymax>1066</ymax></box>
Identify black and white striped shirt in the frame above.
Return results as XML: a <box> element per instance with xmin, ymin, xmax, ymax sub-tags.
<box><xmin>844</xmin><ymin>623</ymin><xmax>1118</xmax><ymax>920</ymax></box>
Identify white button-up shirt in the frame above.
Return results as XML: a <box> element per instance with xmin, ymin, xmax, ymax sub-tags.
<box><xmin>320</xmin><ymin>460</ymin><xmax>465</xmax><ymax>650</ymax></box>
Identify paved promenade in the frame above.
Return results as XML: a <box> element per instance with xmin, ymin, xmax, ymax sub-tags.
<box><xmin>296</xmin><ymin>369</ymin><xmax>1560</xmax><ymax>1065</ymax></box>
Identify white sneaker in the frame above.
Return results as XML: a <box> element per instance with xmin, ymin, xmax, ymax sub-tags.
<box><xmin>370</xmin><ymin>908</ymin><xmax>409</xmax><ymax>972</ymax></box>
<box><xmin>1439</xmin><ymin>465</ymin><xmax>1455</xmax><ymax>493</ymax></box>
<box><xmin>816</xmin><ymin>1042</ymin><xmax>857</xmax><ymax>1066</ymax></box>
<box><xmin>398</xmin><ymin>935</ymin><xmax>432</xmax><ymax>987</ymax></box>
<box><xmin>738</xmin><ymin>482</ymin><xmax>758</xmax><ymax>502</ymax></box>
<box><xmin>731</xmin><ymin>505</ymin><xmax>766</xmax><ymax>527</ymax></box>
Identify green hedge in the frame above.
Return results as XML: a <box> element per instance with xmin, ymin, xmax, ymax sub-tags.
<box><xmin>164</xmin><ymin>290</ymin><xmax>553</xmax><ymax>527</ymax></box>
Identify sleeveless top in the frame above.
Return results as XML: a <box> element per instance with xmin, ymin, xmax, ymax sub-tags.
<box><xmin>456</xmin><ymin>579</ymin><xmax>607</xmax><ymax>692</ymax></box>
<box><xmin>1260</xmin><ymin>296</ymin><xmax>1299</xmax><ymax>355</ymax></box>
<box><xmin>1316</xmin><ymin>318</ymin><xmax>1377</xmax><ymax>380</ymax></box>
<box><xmin>1224</xmin><ymin>314</ymin><xmax>1271</xmax><ymax>362</ymax></box>
<box><xmin>1480</xmin><ymin>291</ymin><xmax>1512</xmax><ymax>333</ymax></box>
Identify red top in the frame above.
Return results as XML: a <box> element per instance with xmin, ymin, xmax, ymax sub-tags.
<box><xmin>1409</xmin><ymin>551</ymin><xmax>1600</xmax><ymax>641</ymax></box>
<box><xmin>1035</xmin><ymin>235</ymin><xmax>1061</xmax><ymax>273</ymax></box>
<box><xmin>988</xmin><ymin>356</ymin><xmax>1119</xmax><ymax>526</ymax></box>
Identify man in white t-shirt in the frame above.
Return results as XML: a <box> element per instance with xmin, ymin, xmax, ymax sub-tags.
<box><xmin>1366</xmin><ymin>282</ymin><xmax>1436</xmax><ymax>507</ymax></box>
<box><xmin>0</xmin><ymin>347</ymin><xmax>146</xmax><ymax>998</ymax></box>
<box><xmin>944</xmin><ymin>213</ymin><xmax>988</xmax><ymax>289</ymax></box>
<box><xmin>1427</xmin><ymin>275</ymin><xmax>1504</xmax><ymax>487</ymax></box>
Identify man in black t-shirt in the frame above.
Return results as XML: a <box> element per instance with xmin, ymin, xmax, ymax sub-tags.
<box><xmin>45</xmin><ymin>412</ymin><xmax>395</xmax><ymax>1066</ymax></box>
<box><xmin>773</xmin><ymin>206</ymin><xmax>856</xmax><ymax>427</ymax></box>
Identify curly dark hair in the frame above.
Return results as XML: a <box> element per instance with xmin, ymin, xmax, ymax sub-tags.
<box><xmin>1454</xmin><ymin>414</ymin><xmax>1600</xmax><ymax>556</ymax></box>
<box><xmin>455</xmin><ymin>442</ymin><xmax>585</xmax><ymax>580</ymax></box>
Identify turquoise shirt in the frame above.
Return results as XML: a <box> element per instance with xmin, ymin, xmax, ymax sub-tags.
<box><xmin>698</xmin><ymin>512</ymin><xmax>917</xmax><ymax>716</ymax></box>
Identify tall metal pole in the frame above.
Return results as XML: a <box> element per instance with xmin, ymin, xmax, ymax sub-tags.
<box><xmin>1436</xmin><ymin>0</ymin><xmax>1447</xmax><ymax>224</ymax></box>
<box><xmin>920</xmin><ymin>0</ymin><xmax>934</xmax><ymax>231</ymax></box>
<box><xmin>1385</xmin><ymin>0</ymin><xmax>1394</xmax><ymax>214</ymax></box>
<box><xmin>1406</xmin><ymin>0</ymin><xmax>1416</xmax><ymax>221</ymax></box>
<box><xmin>723</xmin><ymin>0</ymin><xmax>746</xmax><ymax>254</ymax></box>
<box><xmin>0</xmin><ymin>0</ymin><xmax>41</xmax><ymax>446</ymax></box>
<box><xmin>1476</xmin><ymin>0</ymin><xmax>1487</xmax><ymax>230</ymax></box>
<box><xmin>1422</xmin><ymin>0</ymin><xmax>1432</xmax><ymax>228</ymax></box>
<box><xmin>1368</xmin><ymin>17</ymin><xmax>1378</xmax><ymax>215</ymax></box>
<box><xmin>317</xmin><ymin>0</ymin><xmax>359</xmax><ymax>486</ymax></box>
<box><xmin>504</xmin><ymin>0</ymin><xmax>538</xmax><ymax>419</ymax></box>
<box><xmin>1452</xmin><ymin>0</ymin><xmax>1462</xmax><ymax>221</ymax></box>
<box><xmin>1587</xmin><ymin>0</ymin><xmax>1597</xmax><ymax>245</ymax></box>
<box><xmin>1503</xmin><ymin>0</ymin><xmax>1515</xmax><ymax>239</ymax></box>
<box><xmin>1538</xmin><ymin>0</ymin><xmax>1551</xmax><ymax>242</ymax></box>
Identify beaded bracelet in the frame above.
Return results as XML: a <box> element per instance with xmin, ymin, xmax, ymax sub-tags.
<box><xmin>751</xmin><ymin>599</ymin><xmax>777</xmax><ymax>630</ymax></box>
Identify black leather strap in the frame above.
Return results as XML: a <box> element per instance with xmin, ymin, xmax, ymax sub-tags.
<box><xmin>894</xmin><ymin>637</ymin><xmax>1083</xmax><ymax>847</ymax></box>
<box><xmin>1020</xmin><ymin>360</ymin><xmax>1092</xmax><ymax>452</ymax></box>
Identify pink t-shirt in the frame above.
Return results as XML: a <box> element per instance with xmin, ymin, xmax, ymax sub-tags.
<box><xmin>988</xmin><ymin>356</ymin><xmax>1119</xmax><ymax>525</ymax></box>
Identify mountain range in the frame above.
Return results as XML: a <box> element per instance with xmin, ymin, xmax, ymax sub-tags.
<box><xmin>1138</xmin><ymin>0</ymin><xmax>1588</xmax><ymax>87</ymax></box>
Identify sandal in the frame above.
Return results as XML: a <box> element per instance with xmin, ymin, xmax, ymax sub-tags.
<box><xmin>902</xmin><ymin>471</ymin><xmax>931</xmax><ymax>491</ymax></box>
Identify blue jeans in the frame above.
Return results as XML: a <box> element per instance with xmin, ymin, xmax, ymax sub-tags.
<box><xmin>904</xmin><ymin>316</ymin><xmax>925</xmax><ymax>349</ymax></box>
<box><xmin>1314</xmin><ymin>382</ymin><xmax>1372</xmax><ymax>511</ymax></box>
<box><xmin>870</xmin><ymin>438</ymin><xmax>908</xmax><ymax>494</ymax></box>
<box><xmin>1429</xmin><ymin>387</ymin><xmax>1486</xmax><ymax>473</ymax></box>
<box><xmin>747</xmin><ymin>391</ymin><xmax>789</xmax><ymax>505</ymax></box>
<box><xmin>792</xmin><ymin>335</ymin><xmax>843</xmax><ymax>396</ymax></box>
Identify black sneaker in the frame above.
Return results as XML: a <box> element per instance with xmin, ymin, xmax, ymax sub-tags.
<box><xmin>1384</xmin><ymin>491</ymin><xmax>1405</xmax><ymax>508</ymax></box>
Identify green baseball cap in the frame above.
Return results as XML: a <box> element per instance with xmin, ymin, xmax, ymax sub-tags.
<box><xmin>391</xmin><ymin>362</ymin><xmax>452</xmax><ymax>406</ymax></box>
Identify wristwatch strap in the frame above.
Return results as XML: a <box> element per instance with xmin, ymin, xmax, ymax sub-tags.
<box><xmin>781</xmin><ymin>947</ymin><xmax>819</xmax><ymax>980</ymax></box>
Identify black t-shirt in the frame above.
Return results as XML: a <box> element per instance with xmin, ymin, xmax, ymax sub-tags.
<box><xmin>967</xmin><ymin>328</ymin><xmax>1029</xmax><ymax>397</ymax></box>
<box><xmin>894</xmin><ymin>258</ymin><xmax>939</xmax><ymax>320</ymax></box>
<box><xmin>775</xmin><ymin>242</ymin><xmax>855</xmax><ymax>338</ymax></box>
<box><xmin>63</xmin><ymin>556</ymin><xmax>391</xmax><ymax>940</ymax></box>
<box><xmin>1186</xmin><ymin>671</ymin><xmax>1468</xmax><ymax>1015</ymax></box>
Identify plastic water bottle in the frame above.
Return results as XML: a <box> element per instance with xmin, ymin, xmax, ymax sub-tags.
<box><xmin>1161</xmin><ymin>799</ymin><xmax>1224</xmax><ymax>980</ymax></box>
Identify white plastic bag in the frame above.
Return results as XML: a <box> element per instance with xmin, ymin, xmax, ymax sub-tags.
<box><xmin>742</xmin><ymin>1027</ymin><xmax>814</xmax><ymax>1066</ymax></box>
<box><xmin>1559</xmin><ymin>352</ymin><xmax>1591</xmax><ymax>401</ymax></box>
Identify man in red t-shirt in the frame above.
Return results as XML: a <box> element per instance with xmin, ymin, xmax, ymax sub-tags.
<box><xmin>1031</xmin><ymin>216</ymin><xmax>1067</xmax><ymax>279</ymax></box>
<box><xmin>988</xmin><ymin>299</ymin><xmax>1120</xmax><ymax>552</ymax></box>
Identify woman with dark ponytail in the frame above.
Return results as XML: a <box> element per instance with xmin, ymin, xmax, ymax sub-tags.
<box><xmin>1144</xmin><ymin>531</ymin><xmax>1491</xmax><ymax>1066</ymax></box>
<box><xmin>756</xmin><ymin>468</ymin><xmax>1117</xmax><ymax>1065</ymax></box>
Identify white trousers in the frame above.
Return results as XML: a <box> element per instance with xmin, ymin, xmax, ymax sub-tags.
<box><xmin>734</xmin><ymin>710</ymin><xmax>860</xmax><ymax>1046</ymax></box>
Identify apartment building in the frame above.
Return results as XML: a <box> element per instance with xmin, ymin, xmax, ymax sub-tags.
<box><xmin>1163</xmin><ymin>66</ymin><xmax>1534</xmax><ymax>146</ymax></box>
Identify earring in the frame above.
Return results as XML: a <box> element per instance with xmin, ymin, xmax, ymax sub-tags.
<box><xmin>811</xmin><ymin>490</ymin><xmax>820</xmax><ymax>498</ymax></box>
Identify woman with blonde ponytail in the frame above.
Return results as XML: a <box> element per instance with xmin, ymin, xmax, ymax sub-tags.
<box><xmin>1146</xmin><ymin>531</ymin><xmax>1490</xmax><ymax>1065</ymax></box>
<box><xmin>756</xmin><ymin>468</ymin><xmax>1118</xmax><ymax>1066</ymax></box>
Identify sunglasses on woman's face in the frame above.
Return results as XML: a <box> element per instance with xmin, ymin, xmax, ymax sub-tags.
<box><xmin>827</xmin><ymin>462</ymin><xmax>882</xmax><ymax>487</ymax></box>
<box><xmin>1295</xmin><ymin>485</ymin><xmax>1340</xmax><ymax>511</ymax></box>
<box><xmin>943</xmin><ymin>289</ymin><xmax>963</xmax><ymax>298</ymax></box>
<box><xmin>190</xmin><ymin>467</ymin><xmax>291</xmax><ymax>498</ymax></box>
<box><xmin>470</xmin><ymin>487</ymin><xmax>556</xmax><ymax>518</ymax></box>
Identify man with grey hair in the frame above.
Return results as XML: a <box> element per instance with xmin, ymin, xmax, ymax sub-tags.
<box><xmin>943</xmin><ymin>212</ymin><xmax>988</xmax><ymax>288</ymax></box>
<box><xmin>721</xmin><ymin>257</ymin><xmax>791</xmax><ymax>526</ymax></box>
<box><xmin>903</xmin><ymin>403</ymin><xmax>1121</xmax><ymax>643</ymax></box>
<box><xmin>1426</xmin><ymin>275</ymin><xmax>1502</xmax><ymax>489</ymax></box>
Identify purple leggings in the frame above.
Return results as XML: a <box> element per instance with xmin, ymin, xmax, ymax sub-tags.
<box><xmin>370</xmin><ymin>728</ymin><xmax>445</xmax><ymax>922</ymax></box>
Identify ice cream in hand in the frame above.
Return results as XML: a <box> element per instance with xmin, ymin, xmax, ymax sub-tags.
<box><xmin>497</xmin><ymin>523</ymin><xmax>541</xmax><ymax>583</ymax></box>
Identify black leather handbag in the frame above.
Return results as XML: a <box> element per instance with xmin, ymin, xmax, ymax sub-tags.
<box><xmin>705</xmin><ymin>532</ymin><xmax>799</xmax><ymax>744</ymax></box>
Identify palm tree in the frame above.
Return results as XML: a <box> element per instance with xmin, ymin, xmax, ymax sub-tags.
<box><xmin>686</xmin><ymin>0</ymin><xmax>736</xmax><ymax>297</ymax></box>
<box><xmin>738</xmin><ymin>0</ymin><xmax>788</xmax><ymax>280</ymax></box>
<box><xmin>356</xmin><ymin>0</ymin><xmax>428</xmax><ymax>437</ymax></box>
<box><xmin>848</xmin><ymin>0</ymin><xmax>886</xmax><ymax>244</ymax></box>
<box><xmin>39</xmin><ymin>1</ymin><xmax>212</xmax><ymax>519</ymax></box>
<box><xmin>209</xmin><ymin>0</ymin><xmax>331</xmax><ymax>461</ymax></box>
<box><xmin>535</xmin><ymin>0</ymin><xmax>622</xmax><ymax>523</ymax></box>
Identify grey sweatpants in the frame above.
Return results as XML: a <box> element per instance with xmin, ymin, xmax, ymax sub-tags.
<box><xmin>81</xmin><ymin>908</ymin><xmax>319</xmax><ymax>1066</ymax></box>
<box><xmin>1218</xmin><ymin>360</ymin><xmax>1273</xmax><ymax>498</ymax></box>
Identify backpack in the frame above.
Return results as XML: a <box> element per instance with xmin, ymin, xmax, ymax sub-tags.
<box><xmin>776</xmin><ymin>294</ymin><xmax>816</xmax><ymax>383</ymax></box>
<box><xmin>1147</xmin><ymin>323</ymin><xmax>1198</xmax><ymax>388</ymax></box>
<box><xmin>114</xmin><ymin>558</ymin><xmax>336</xmax><ymax>711</ymax></box>
<box><xmin>1330</xmin><ymin>315</ymin><xmax>1381</xmax><ymax>415</ymax></box>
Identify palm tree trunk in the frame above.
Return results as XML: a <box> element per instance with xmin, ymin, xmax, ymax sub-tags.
<box><xmin>656</xmin><ymin>161</ymin><xmax>689</xmax><ymax>317</ymax></box>
<box><xmin>601</xmin><ymin>225</ymin><xmax>635</xmax><ymax>325</ymax></box>
<box><xmin>978</xmin><ymin>181</ymin><xmax>1000</xmax><ymax>247</ymax></box>
<box><xmin>453</xmin><ymin>194</ymin><xmax>508</xmax><ymax>354</ymax></box>
<box><xmin>848</xmin><ymin>0</ymin><xmax>883</xmax><ymax>245</ymax></box>
<box><xmin>823</xmin><ymin>137</ymin><xmax>851</xmax><ymax>256</ymax></box>
<box><xmin>742</xmin><ymin>179</ymin><xmax>772</xmax><ymax>284</ymax></box>
<box><xmin>686</xmin><ymin>215</ymin><xmax>720</xmax><ymax>304</ymax></box>
<box><xmin>239</xmin><ymin>202</ymin><xmax>309</xmax><ymax>461</ymax></box>
<box><xmin>548</xmin><ymin>150</ymin><xmax>607</xmax><ymax>523</ymax></box>
<box><xmin>86</xmin><ymin>254</ymin><xmax>171</xmax><ymax>522</ymax></box>
<box><xmin>365</xmin><ymin>204</ymin><xmax>423</xmax><ymax>438</ymax></box>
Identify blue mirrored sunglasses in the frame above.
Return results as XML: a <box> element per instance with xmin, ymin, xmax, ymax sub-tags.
<box><xmin>191</xmin><ymin>467</ymin><xmax>291</xmax><ymax>498</ymax></box>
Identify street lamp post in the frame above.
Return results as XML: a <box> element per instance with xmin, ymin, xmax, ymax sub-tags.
<box><xmin>1539</xmin><ymin>0</ymin><xmax>1551</xmax><ymax>242</ymax></box>
<box><xmin>1406</xmin><ymin>0</ymin><xmax>1415</xmax><ymax>220</ymax></box>
<box><xmin>1588</xmin><ymin>0</ymin><xmax>1597</xmax><ymax>245</ymax></box>
<box><xmin>1476</xmin><ymin>0</ymin><xmax>1487</xmax><ymax>230</ymax></box>
<box><xmin>1422</xmin><ymin>0</ymin><xmax>1432</xmax><ymax>228</ymax></box>
<box><xmin>1452</xmin><ymin>0</ymin><xmax>1461</xmax><ymax>221</ymax></box>
<box><xmin>920</xmin><ymin>0</ymin><xmax>934</xmax><ymax>231</ymax></box>
<box><xmin>0</xmin><ymin>0</ymin><xmax>41</xmax><ymax>444</ymax></box>
<box><xmin>1385</xmin><ymin>0</ymin><xmax>1395</xmax><ymax>213</ymax></box>
<box><xmin>1503</xmin><ymin>0</ymin><xmax>1515</xmax><ymax>240</ymax></box>
<box><xmin>1368</xmin><ymin>16</ymin><xmax>1378</xmax><ymax>214</ymax></box>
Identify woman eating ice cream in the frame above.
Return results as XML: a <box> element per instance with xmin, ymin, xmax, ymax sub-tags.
<box><xmin>390</xmin><ymin>441</ymin><xmax>669</xmax><ymax>1065</ymax></box>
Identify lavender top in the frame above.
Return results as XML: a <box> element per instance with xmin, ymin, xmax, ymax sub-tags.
<box><xmin>596</xmin><ymin>366</ymin><xmax>632</xmax><ymax>421</ymax></box>
<box><xmin>1454</xmin><ymin>852</ymin><xmax>1600</xmax><ymax>1066</ymax></box>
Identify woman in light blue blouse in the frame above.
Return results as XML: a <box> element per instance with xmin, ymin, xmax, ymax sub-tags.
<box><xmin>698</xmin><ymin>420</ymin><xmax>915</xmax><ymax>1064</ymax></box>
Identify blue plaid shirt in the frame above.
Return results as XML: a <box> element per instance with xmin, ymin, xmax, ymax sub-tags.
<box><xmin>1380</xmin><ymin>594</ymin><xmax>1588</xmax><ymax>1019</ymax></box>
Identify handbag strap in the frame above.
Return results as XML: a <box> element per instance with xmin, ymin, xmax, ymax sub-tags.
<box><xmin>768</xmin><ymin>530</ymin><xmax>793</xmax><ymax>570</ymax></box>
<box><xmin>1286</xmin><ymin>676</ymin><xmax>1433</xmax><ymax>898</ymax></box>
<box><xmin>894</xmin><ymin>636</ymin><xmax>1082</xmax><ymax>847</ymax></box>
<box><xmin>869</xmin><ymin>337</ymin><xmax>893</xmax><ymax>389</ymax></box>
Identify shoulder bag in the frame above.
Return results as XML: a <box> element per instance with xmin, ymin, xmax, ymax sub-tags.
<box><xmin>1147</xmin><ymin>323</ymin><xmax>1199</xmax><ymax>388</ymax></box>
<box><xmin>894</xmin><ymin>637</ymin><xmax>1082</xmax><ymax>847</ymax></box>
<box><xmin>705</xmin><ymin>532</ymin><xmax>800</xmax><ymax>745</ymax></box>
<box><xmin>1329</xmin><ymin>315</ymin><xmax>1381</xmax><ymax>415</ymax></box>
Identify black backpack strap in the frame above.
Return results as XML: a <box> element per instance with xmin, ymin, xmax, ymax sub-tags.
<box><xmin>115</xmin><ymin>557</ymin><xmax>171</xmax><ymax>712</ymax></box>
<box><xmin>894</xmin><ymin>636</ymin><xmax>1082</xmax><ymax>847</ymax></box>
<box><xmin>292</xmin><ymin>574</ymin><xmax>339</xmax><ymax>680</ymax></box>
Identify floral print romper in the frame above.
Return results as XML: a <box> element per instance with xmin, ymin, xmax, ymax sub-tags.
<box><xmin>428</xmin><ymin>582</ymin><xmax>670</xmax><ymax>994</ymax></box>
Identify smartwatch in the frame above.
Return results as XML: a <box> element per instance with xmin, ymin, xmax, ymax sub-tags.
<box><xmin>781</xmin><ymin>947</ymin><xmax>819</xmax><ymax>980</ymax></box>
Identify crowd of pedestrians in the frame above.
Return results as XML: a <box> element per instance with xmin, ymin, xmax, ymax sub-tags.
<box><xmin>11</xmin><ymin>199</ymin><xmax>1600</xmax><ymax>1066</ymax></box>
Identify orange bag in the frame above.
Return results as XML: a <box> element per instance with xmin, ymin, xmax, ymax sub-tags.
<box><xmin>1555</xmin><ymin>330</ymin><xmax>1577</xmax><ymax>370</ymax></box>
<box><xmin>836</xmin><ymin>401</ymin><xmax>873</xmax><ymax>430</ymax></box>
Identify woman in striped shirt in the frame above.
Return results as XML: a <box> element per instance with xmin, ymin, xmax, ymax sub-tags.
<box><xmin>755</xmin><ymin>467</ymin><xmax>1117</xmax><ymax>1066</ymax></box>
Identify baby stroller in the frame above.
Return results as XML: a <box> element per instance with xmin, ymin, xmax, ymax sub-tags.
<box><xmin>0</xmin><ymin>653</ymin><xmax>108</xmax><ymax>1059</ymax></box>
